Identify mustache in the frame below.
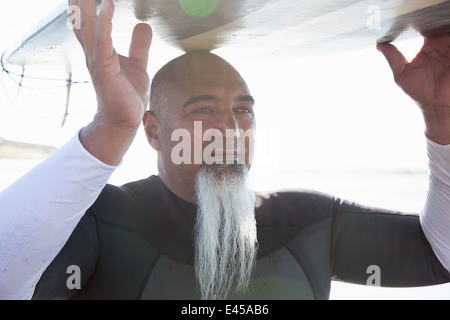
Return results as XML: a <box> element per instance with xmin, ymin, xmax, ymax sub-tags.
<box><xmin>203</xmin><ymin>163</ymin><xmax>246</xmax><ymax>174</ymax></box>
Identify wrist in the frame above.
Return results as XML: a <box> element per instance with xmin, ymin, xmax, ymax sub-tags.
<box><xmin>80</xmin><ymin>115</ymin><xmax>140</xmax><ymax>166</ymax></box>
<box><xmin>422</xmin><ymin>105</ymin><xmax>450</xmax><ymax>145</ymax></box>
<box><xmin>93</xmin><ymin>112</ymin><xmax>141</xmax><ymax>136</ymax></box>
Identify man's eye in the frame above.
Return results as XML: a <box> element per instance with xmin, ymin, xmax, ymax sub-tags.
<box><xmin>234</xmin><ymin>107</ymin><xmax>252</xmax><ymax>114</ymax></box>
<box><xmin>194</xmin><ymin>107</ymin><xmax>212</xmax><ymax>113</ymax></box>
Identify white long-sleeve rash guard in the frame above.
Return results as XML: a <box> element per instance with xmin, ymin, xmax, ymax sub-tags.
<box><xmin>421</xmin><ymin>138</ymin><xmax>450</xmax><ymax>271</ymax></box>
<box><xmin>0</xmin><ymin>132</ymin><xmax>119</xmax><ymax>299</ymax></box>
<box><xmin>0</xmin><ymin>132</ymin><xmax>449</xmax><ymax>299</ymax></box>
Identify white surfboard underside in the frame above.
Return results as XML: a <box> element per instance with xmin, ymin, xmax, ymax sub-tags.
<box><xmin>3</xmin><ymin>0</ymin><xmax>450</xmax><ymax>70</ymax></box>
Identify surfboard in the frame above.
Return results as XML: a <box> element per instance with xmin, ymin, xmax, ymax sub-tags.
<box><xmin>3</xmin><ymin>0</ymin><xmax>450</xmax><ymax>71</ymax></box>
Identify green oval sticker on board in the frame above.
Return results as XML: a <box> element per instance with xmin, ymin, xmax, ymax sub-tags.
<box><xmin>178</xmin><ymin>0</ymin><xmax>219</xmax><ymax>18</ymax></box>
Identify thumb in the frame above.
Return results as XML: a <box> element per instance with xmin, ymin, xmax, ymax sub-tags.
<box><xmin>377</xmin><ymin>43</ymin><xmax>409</xmax><ymax>83</ymax></box>
<box><xmin>129</xmin><ymin>23</ymin><xmax>153</xmax><ymax>69</ymax></box>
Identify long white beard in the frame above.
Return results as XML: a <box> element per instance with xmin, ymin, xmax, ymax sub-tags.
<box><xmin>194</xmin><ymin>164</ymin><xmax>258</xmax><ymax>300</ymax></box>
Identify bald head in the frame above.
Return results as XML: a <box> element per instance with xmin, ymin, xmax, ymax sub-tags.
<box><xmin>149</xmin><ymin>51</ymin><xmax>249</xmax><ymax>121</ymax></box>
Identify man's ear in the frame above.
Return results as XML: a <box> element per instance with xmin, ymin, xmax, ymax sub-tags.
<box><xmin>143</xmin><ymin>110</ymin><xmax>162</xmax><ymax>151</ymax></box>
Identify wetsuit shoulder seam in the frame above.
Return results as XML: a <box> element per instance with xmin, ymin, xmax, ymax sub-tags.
<box><xmin>137</xmin><ymin>251</ymin><xmax>162</xmax><ymax>299</ymax></box>
<box><xmin>284</xmin><ymin>245</ymin><xmax>318</xmax><ymax>300</ymax></box>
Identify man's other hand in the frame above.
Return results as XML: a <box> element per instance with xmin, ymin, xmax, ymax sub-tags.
<box><xmin>378</xmin><ymin>34</ymin><xmax>450</xmax><ymax>145</ymax></box>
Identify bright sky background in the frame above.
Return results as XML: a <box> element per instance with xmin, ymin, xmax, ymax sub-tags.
<box><xmin>0</xmin><ymin>0</ymin><xmax>448</xmax><ymax>299</ymax></box>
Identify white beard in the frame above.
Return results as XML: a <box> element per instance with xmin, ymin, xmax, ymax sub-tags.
<box><xmin>194</xmin><ymin>164</ymin><xmax>258</xmax><ymax>300</ymax></box>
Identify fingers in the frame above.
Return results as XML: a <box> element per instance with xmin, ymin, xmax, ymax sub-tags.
<box><xmin>377</xmin><ymin>43</ymin><xmax>409</xmax><ymax>83</ymax></box>
<box><xmin>79</xmin><ymin>0</ymin><xmax>99</xmax><ymax>57</ymax></box>
<box><xmin>69</xmin><ymin>0</ymin><xmax>152</xmax><ymax>69</ymax></box>
<box><xmin>68</xmin><ymin>0</ymin><xmax>83</xmax><ymax>46</ymax></box>
<box><xmin>129</xmin><ymin>23</ymin><xmax>153</xmax><ymax>69</ymax></box>
<box><xmin>94</xmin><ymin>0</ymin><xmax>115</xmax><ymax>60</ymax></box>
<box><xmin>424</xmin><ymin>33</ymin><xmax>450</xmax><ymax>48</ymax></box>
<box><xmin>423</xmin><ymin>34</ymin><xmax>450</xmax><ymax>63</ymax></box>
<box><xmin>68</xmin><ymin>0</ymin><xmax>99</xmax><ymax>56</ymax></box>
<box><xmin>69</xmin><ymin>0</ymin><xmax>115</xmax><ymax>66</ymax></box>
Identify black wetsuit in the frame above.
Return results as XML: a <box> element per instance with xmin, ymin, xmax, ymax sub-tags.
<box><xmin>32</xmin><ymin>175</ymin><xmax>449</xmax><ymax>300</ymax></box>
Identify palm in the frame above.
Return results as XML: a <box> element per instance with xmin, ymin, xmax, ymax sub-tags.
<box><xmin>91</xmin><ymin>50</ymin><xmax>151</xmax><ymax>129</ymax></box>
<box><xmin>378</xmin><ymin>34</ymin><xmax>450</xmax><ymax>144</ymax></box>
<box><xmin>397</xmin><ymin>39</ymin><xmax>450</xmax><ymax>110</ymax></box>
<box><xmin>379</xmin><ymin>34</ymin><xmax>450</xmax><ymax>111</ymax></box>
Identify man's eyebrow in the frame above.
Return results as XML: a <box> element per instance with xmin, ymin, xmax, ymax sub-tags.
<box><xmin>183</xmin><ymin>95</ymin><xmax>218</xmax><ymax>107</ymax></box>
<box><xmin>236</xmin><ymin>95</ymin><xmax>255</xmax><ymax>105</ymax></box>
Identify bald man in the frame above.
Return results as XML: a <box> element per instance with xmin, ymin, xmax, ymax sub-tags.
<box><xmin>0</xmin><ymin>0</ymin><xmax>449</xmax><ymax>300</ymax></box>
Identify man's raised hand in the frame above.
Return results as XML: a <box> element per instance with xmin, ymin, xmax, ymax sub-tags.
<box><xmin>378</xmin><ymin>34</ymin><xmax>450</xmax><ymax>145</ymax></box>
<box><xmin>69</xmin><ymin>0</ymin><xmax>153</xmax><ymax>165</ymax></box>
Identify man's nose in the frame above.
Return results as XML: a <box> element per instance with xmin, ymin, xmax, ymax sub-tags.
<box><xmin>217</xmin><ymin>110</ymin><xmax>240</xmax><ymax>140</ymax></box>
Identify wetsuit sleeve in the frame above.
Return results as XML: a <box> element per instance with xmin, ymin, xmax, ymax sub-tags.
<box><xmin>331</xmin><ymin>137</ymin><xmax>450</xmax><ymax>286</ymax></box>
<box><xmin>420</xmin><ymin>138</ymin><xmax>450</xmax><ymax>271</ymax></box>
<box><xmin>0</xmin><ymin>131</ymin><xmax>118</xmax><ymax>299</ymax></box>
<box><xmin>330</xmin><ymin>200</ymin><xmax>450</xmax><ymax>287</ymax></box>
